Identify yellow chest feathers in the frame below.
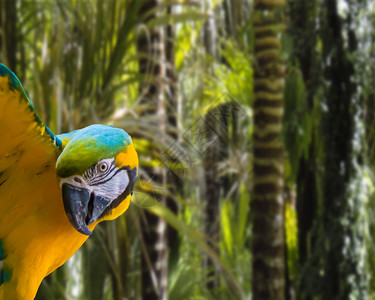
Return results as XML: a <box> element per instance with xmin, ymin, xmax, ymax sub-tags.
<box><xmin>0</xmin><ymin>159</ymin><xmax>89</xmax><ymax>299</ymax></box>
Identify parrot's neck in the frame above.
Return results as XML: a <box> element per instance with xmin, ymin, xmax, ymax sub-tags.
<box><xmin>0</xmin><ymin>216</ymin><xmax>89</xmax><ymax>300</ymax></box>
<box><xmin>0</xmin><ymin>168</ymin><xmax>89</xmax><ymax>300</ymax></box>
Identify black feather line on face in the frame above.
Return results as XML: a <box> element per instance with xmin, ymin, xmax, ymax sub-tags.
<box><xmin>84</xmin><ymin>160</ymin><xmax>115</xmax><ymax>184</ymax></box>
<box><xmin>90</xmin><ymin>166</ymin><xmax>124</xmax><ymax>186</ymax></box>
<box><xmin>100</xmin><ymin>167</ymin><xmax>137</xmax><ymax>219</ymax></box>
<box><xmin>94</xmin><ymin>161</ymin><xmax>115</xmax><ymax>180</ymax></box>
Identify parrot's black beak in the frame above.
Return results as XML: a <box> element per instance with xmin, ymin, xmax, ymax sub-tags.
<box><xmin>62</xmin><ymin>183</ymin><xmax>111</xmax><ymax>235</ymax></box>
<box><xmin>61</xmin><ymin>168</ymin><xmax>137</xmax><ymax>236</ymax></box>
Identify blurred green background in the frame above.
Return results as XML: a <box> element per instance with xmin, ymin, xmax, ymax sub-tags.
<box><xmin>1</xmin><ymin>0</ymin><xmax>375</xmax><ymax>299</ymax></box>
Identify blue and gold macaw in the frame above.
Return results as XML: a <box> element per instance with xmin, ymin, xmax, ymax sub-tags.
<box><xmin>0</xmin><ymin>64</ymin><xmax>138</xmax><ymax>299</ymax></box>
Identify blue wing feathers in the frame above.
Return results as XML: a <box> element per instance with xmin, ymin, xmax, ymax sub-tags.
<box><xmin>0</xmin><ymin>64</ymin><xmax>23</xmax><ymax>91</ymax></box>
<box><xmin>0</xmin><ymin>270</ymin><xmax>11</xmax><ymax>286</ymax></box>
<box><xmin>0</xmin><ymin>240</ymin><xmax>10</xmax><ymax>286</ymax></box>
<box><xmin>0</xmin><ymin>239</ymin><xmax>3</xmax><ymax>286</ymax></box>
<box><xmin>0</xmin><ymin>240</ymin><xmax>3</xmax><ymax>260</ymax></box>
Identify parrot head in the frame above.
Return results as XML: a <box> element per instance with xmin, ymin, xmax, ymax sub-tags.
<box><xmin>56</xmin><ymin>124</ymin><xmax>138</xmax><ymax>235</ymax></box>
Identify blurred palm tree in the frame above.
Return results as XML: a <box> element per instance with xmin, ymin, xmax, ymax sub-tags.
<box><xmin>251</xmin><ymin>0</ymin><xmax>286</xmax><ymax>299</ymax></box>
<box><xmin>1</xmin><ymin>1</ymin><xmax>253</xmax><ymax>299</ymax></box>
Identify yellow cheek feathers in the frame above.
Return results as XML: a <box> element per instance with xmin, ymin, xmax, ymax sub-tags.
<box><xmin>115</xmin><ymin>143</ymin><xmax>138</xmax><ymax>170</ymax></box>
<box><xmin>103</xmin><ymin>194</ymin><xmax>132</xmax><ymax>221</ymax></box>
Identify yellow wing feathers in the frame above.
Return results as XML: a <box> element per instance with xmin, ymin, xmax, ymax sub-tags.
<box><xmin>0</xmin><ymin>67</ymin><xmax>87</xmax><ymax>299</ymax></box>
<box><xmin>0</xmin><ymin>65</ymin><xmax>137</xmax><ymax>299</ymax></box>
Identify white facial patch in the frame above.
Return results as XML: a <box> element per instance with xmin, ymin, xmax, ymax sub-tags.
<box><xmin>59</xmin><ymin>158</ymin><xmax>130</xmax><ymax>200</ymax></box>
<box><xmin>93</xmin><ymin>170</ymin><xmax>129</xmax><ymax>198</ymax></box>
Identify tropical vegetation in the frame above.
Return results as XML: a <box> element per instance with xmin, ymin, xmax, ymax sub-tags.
<box><xmin>1</xmin><ymin>0</ymin><xmax>375</xmax><ymax>299</ymax></box>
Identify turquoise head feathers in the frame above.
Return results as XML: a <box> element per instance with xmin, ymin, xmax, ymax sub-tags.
<box><xmin>56</xmin><ymin>124</ymin><xmax>138</xmax><ymax>235</ymax></box>
<box><xmin>56</xmin><ymin>124</ymin><xmax>132</xmax><ymax>178</ymax></box>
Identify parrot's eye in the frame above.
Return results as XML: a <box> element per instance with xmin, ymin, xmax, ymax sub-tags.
<box><xmin>98</xmin><ymin>162</ymin><xmax>108</xmax><ymax>173</ymax></box>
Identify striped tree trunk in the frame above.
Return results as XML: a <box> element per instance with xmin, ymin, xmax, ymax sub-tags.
<box><xmin>164</xmin><ymin>5</ymin><xmax>180</xmax><ymax>270</ymax></box>
<box><xmin>251</xmin><ymin>0</ymin><xmax>286</xmax><ymax>299</ymax></box>
<box><xmin>137</xmin><ymin>1</ymin><xmax>168</xmax><ymax>299</ymax></box>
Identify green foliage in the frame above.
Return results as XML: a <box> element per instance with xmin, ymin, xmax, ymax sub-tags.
<box><xmin>150</xmin><ymin>204</ymin><xmax>246</xmax><ymax>299</ymax></box>
<box><xmin>204</xmin><ymin>40</ymin><xmax>253</xmax><ymax>107</ymax></box>
<box><xmin>221</xmin><ymin>200</ymin><xmax>234</xmax><ymax>256</ymax></box>
<box><xmin>4</xmin><ymin>0</ymin><xmax>375</xmax><ymax>298</ymax></box>
<box><xmin>18</xmin><ymin>0</ymin><xmax>147</xmax><ymax>131</ymax></box>
<box><xmin>219</xmin><ymin>185</ymin><xmax>252</xmax><ymax>296</ymax></box>
<box><xmin>283</xmin><ymin>68</ymin><xmax>310</xmax><ymax>183</ymax></box>
<box><xmin>285</xmin><ymin>202</ymin><xmax>299</xmax><ymax>282</ymax></box>
<box><xmin>175</xmin><ymin>23</ymin><xmax>196</xmax><ymax>71</ymax></box>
